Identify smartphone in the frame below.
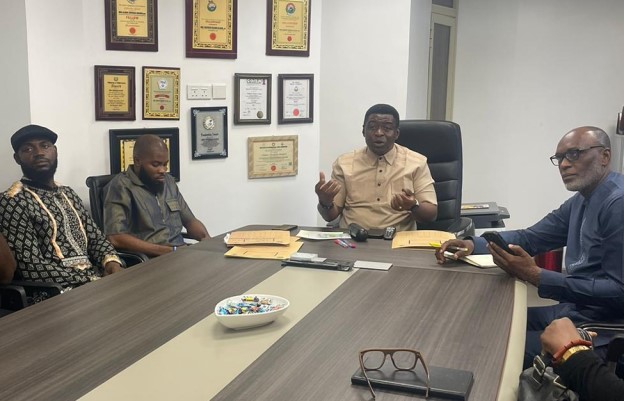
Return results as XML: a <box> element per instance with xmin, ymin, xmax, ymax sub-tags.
<box><xmin>272</xmin><ymin>224</ymin><xmax>298</xmax><ymax>231</ymax></box>
<box><xmin>481</xmin><ymin>231</ymin><xmax>513</xmax><ymax>254</ymax></box>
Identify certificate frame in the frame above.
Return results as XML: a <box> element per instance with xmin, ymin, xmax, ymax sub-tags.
<box><xmin>234</xmin><ymin>73</ymin><xmax>272</xmax><ymax>125</ymax></box>
<box><xmin>109</xmin><ymin>127</ymin><xmax>180</xmax><ymax>181</ymax></box>
<box><xmin>185</xmin><ymin>0</ymin><xmax>238</xmax><ymax>59</ymax></box>
<box><xmin>191</xmin><ymin>106</ymin><xmax>228</xmax><ymax>159</ymax></box>
<box><xmin>105</xmin><ymin>0</ymin><xmax>158</xmax><ymax>52</ymax></box>
<box><xmin>94</xmin><ymin>65</ymin><xmax>136</xmax><ymax>121</ymax></box>
<box><xmin>266</xmin><ymin>0</ymin><xmax>311</xmax><ymax>57</ymax></box>
<box><xmin>247</xmin><ymin>135</ymin><xmax>298</xmax><ymax>179</ymax></box>
<box><xmin>277</xmin><ymin>73</ymin><xmax>313</xmax><ymax>124</ymax></box>
<box><xmin>142</xmin><ymin>66</ymin><xmax>180</xmax><ymax>120</ymax></box>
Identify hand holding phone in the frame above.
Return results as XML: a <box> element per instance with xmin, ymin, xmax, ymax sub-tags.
<box><xmin>481</xmin><ymin>231</ymin><xmax>513</xmax><ymax>254</ymax></box>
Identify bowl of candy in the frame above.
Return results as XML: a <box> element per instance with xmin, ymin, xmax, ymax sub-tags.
<box><xmin>214</xmin><ymin>294</ymin><xmax>290</xmax><ymax>330</ymax></box>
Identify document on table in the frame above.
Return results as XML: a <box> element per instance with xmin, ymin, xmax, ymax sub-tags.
<box><xmin>224</xmin><ymin>237</ymin><xmax>303</xmax><ymax>260</ymax></box>
<box><xmin>296</xmin><ymin>230</ymin><xmax>351</xmax><ymax>240</ymax></box>
<box><xmin>354</xmin><ymin>261</ymin><xmax>392</xmax><ymax>271</ymax></box>
<box><xmin>391</xmin><ymin>230</ymin><xmax>456</xmax><ymax>249</ymax></box>
<box><xmin>444</xmin><ymin>252</ymin><xmax>497</xmax><ymax>268</ymax></box>
<box><xmin>225</xmin><ymin>230</ymin><xmax>291</xmax><ymax>246</ymax></box>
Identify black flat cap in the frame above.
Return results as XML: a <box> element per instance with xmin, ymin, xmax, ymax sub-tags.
<box><xmin>11</xmin><ymin>124</ymin><xmax>58</xmax><ymax>152</ymax></box>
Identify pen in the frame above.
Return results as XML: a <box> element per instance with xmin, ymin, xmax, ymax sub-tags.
<box><xmin>343</xmin><ymin>240</ymin><xmax>356</xmax><ymax>249</ymax></box>
<box><xmin>334</xmin><ymin>239</ymin><xmax>349</xmax><ymax>248</ymax></box>
<box><xmin>429</xmin><ymin>242</ymin><xmax>468</xmax><ymax>252</ymax></box>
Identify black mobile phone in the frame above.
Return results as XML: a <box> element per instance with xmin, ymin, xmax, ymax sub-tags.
<box><xmin>272</xmin><ymin>224</ymin><xmax>298</xmax><ymax>231</ymax></box>
<box><xmin>481</xmin><ymin>231</ymin><xmax>513</xmax><ymax>253</ymax></box>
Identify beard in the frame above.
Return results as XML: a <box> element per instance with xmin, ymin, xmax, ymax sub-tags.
<box><xmin>21</xmin><ymin>158</ymin><xmax>58</xmax><ymax>184</ymax></box>
<box><xmin>138</xmin><ymin>166</ymin><xmax>165</xmax><ymax>193</ymax></box>
<box><xmin>563</xmin><ymin>160</ymin><xmax>604</xmax><ymax>192</ymax></box>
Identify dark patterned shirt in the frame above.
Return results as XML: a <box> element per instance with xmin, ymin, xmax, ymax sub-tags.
<box><xmin>103</xmin><ymin>166</ymin><xmax>196</xmax><ymax>246</ymax></box>
<box><xmin>0</xmin><ymin>179</ymin><xmax>121</xmax><ymax>288</ymax></box>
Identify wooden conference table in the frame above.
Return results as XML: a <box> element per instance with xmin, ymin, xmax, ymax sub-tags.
<box><xmin>0</xmin><ymin>226</ymin><xmax>526</xmax><ymax>401</ymax></box>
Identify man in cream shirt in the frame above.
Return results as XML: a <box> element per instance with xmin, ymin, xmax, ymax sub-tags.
<box><xmin>315</xmin><ymin>104</ymin><xmax>437</xmax><ymax>231</ymax></box>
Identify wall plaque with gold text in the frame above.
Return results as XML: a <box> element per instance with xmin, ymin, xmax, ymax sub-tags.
<box><xmin>186</xmin><ymin>0</ymin><xmax>237</xmax><ymax>59</ymax></box>
<box><xmin>95</xmin><ymin>65</ymin><xmax>135</xmax><ymax>121</ymax></box>
<box><xmin>266</xmin><ymin>0</ymin><xmax>310</xmax><ymax>57</ymax></box>
<box><xmin>105</xmin><ymin>0</ymin><xmax>158</xmax><ymax>51</ymax></box>
<box><xmin>248</xmin><ymin>135</ymin><xmax>298</xmax><ymax>179</ymax></box>
<box><xmin>143</xmin><ymin>66</ymin><xmax>180</xmax><ymax>120</ymax></box>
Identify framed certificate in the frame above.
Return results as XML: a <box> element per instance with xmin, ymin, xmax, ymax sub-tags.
<box><xmin>109</xmin><ymin>127</ymin><xmax>180</xmax><ymax>181</ymax></box>
<box><xmin>234</xmin><ymin>73</ymin><xmax>272</xmax><ymax>125</ymax></box>
<box><xmin>186</xmin><ymin>0</ymin><xmax>237</xmax><ymax>59</ymax></box>
<box><xmin>142</xmin><ymin>66</ymin><xmax>180</xmax><ymax>120</ymax></box>
<box><xmin>278</xmin><ymin>73</ymin><xmax>313</xmax><ymax>124</ymax></box>
<box><xmin>94</xmin><ymin>65</ymin><xmax>135</xmax><ymax>121</ymax></box>
<box><xmin>266</xmin><ymin>0</ymin><xmax>310</xmax><ymax>57</ymax></box>
<box><xmin>105</xmin><ymin>0</ymin><xmax>158</xmax><ymax>51</ymax></box>
<box><xmin>191</xmin><ymin>107</ymin><xmax>228</xmax><ymax>159</ymax></box>
<box><xmin>247</xmin><ymin>135</ymin><xmax>298</xmax><ymax>179</ymax></box>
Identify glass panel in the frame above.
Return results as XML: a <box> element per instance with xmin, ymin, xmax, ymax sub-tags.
<box><xmin>433</xmin><ymin>0</ymin><xmax>454</xmax><ymax>8</ymax></box>
<box><xmin>430</xmin><ymin>23</ymin><xmax>451</xmax><ymax>120</ymax></box>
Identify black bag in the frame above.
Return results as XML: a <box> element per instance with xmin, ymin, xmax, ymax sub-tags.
<box><xmin>517</xmin><ymin>354</ymin><xmax>579</xmax><ymax>401</ymax></box>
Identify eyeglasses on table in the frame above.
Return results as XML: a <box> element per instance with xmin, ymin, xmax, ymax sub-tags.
<box><xmin>358</xmin><ymin>348</ymin><xmax>431</xmax><ymax>399</ymax></box>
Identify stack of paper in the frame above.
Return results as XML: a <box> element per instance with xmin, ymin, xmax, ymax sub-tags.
<box><xmin>391</xmin><ymin>230</ymin><xmax>456</xmax><ymax>249</ymax></box>
<box><xmin>225</xmin><ymin>230</ymin><xmax>291</xmax><ymax>246</ymax></box>
<box><xmin>224</xmin><ymin>231</ymin><xmax>302</xmax><ymax>260</ymax></box>
<box><xmin>445</xmin><ymin>253</ymin><xmax>497</xmax><ymax>269</ymax></box>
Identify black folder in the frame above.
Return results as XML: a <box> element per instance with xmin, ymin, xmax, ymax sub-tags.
<box><xmin>351</xmin><ymin>363</ymin><xmax>473</xmax><ymax>400</ymax></box>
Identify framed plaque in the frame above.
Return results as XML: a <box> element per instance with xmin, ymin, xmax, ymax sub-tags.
<box><xmin>191</xmin><ymin>107</ymin><xmax>228</xmax><ymax>159</ymax></box>
<box><xmin>247</xmin><ymin>135</ymin><xmax>298</xmax><ymax>179</ymax></box>
<box><xmin>143</xmin><ymin>66</ymin><xmax>180</xmax><ymax>120</ymax></box>
<box><xmin>234</xmin><ymin>73</ymin><xmax>272</xmax><ymax>125</ymax></box>
<box><xmin>266</xmin><ymin>0</ymin><xmax>310</xmax><ymax>57</ymax></box>
<box><xmin>186</xmin><ymin>0</ymin><xmax>237</xmax><ymax>59</ymax></box>
<box><xmin>109</xmin><ymin>127</ymin><xmax>180</xmax><ymax>181</ymax></box>
<box><xmin>278</xmin><ymin>73</ymin><xmax>313</xmax><ymax>124</ymax></box>
<box><xmin>94</xmin><ymin>65</ymin><xmax>135</xmax><ymax>121</ymax></box>
<box><xmin>105</xmin><ymin>0</ymin><xmax>158</xmax><ymax>51</ymax></box>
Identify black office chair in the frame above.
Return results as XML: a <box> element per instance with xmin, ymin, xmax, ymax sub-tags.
<box><xmin>85</xmin><ymin>175</ymin><xmax>148</xmax><ymax>267</ymax></box>
<box><xmin>396</xmin><ymin>120</ymin><xmax>474</xmax><ymax>237</ymax></box>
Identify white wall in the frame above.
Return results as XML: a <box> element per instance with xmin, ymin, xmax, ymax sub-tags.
<box><xmin>0</xmin><ymin>0</ymin><xmax>31</xmax><ymax>187</ymax></box>
<box><xmin>6</xmin><ymin>0</ymin><xmax>624</xmax><ymax>233</ymax></box>
<box><xmin>454</xmin><ymin>0</ymin><xmax>624</xmax><ymax>229</ymax></box>
<box><xmin>18</xmin><ymin>0</ymin><xmax>322</xmax><ymax>235</ymax></box>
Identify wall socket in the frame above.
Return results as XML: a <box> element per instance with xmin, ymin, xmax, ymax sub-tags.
<box><xmin>187</xmin><ymin>85</ymin><xmax>212</xmax><ymax>100</ymax></box>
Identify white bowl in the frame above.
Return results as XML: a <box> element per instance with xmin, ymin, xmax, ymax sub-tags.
<box><xmin>214</xmin><ymin>294</ymin><xmax>290</xmax><ymax>330</ymax></box>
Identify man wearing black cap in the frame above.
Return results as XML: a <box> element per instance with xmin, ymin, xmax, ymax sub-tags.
<box><xmin>0</xmin><ymin>124</ymin><xmax>123</xmax><ymax>288</ymax></box>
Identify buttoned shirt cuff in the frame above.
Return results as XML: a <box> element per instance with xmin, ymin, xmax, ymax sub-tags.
<box><xmin>537</xmin><ymin>268</ymin><xmax>564</xmax><ymax>299</ymax></box>
<box><xmin>102</xmin><ymin>254</ymin><xmax>123</xmax><ymax>268</ymax></box>
<box><xmin>465</xmin><ymin>236</ymin><xmax>489</xmax><ymax>253</ymax></box>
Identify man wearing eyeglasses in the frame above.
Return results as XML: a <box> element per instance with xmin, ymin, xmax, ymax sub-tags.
<box><xmin>436</xmin><ymin>126</ymin><xmax>624</xmax><ymax>369</ymax></box>
<box><xmin>315</xmin><ymin>104</ymin><xmax>438</xmax><ymax>231</ymax></box>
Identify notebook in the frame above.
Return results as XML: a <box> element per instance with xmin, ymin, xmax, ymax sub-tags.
<box><xmin>351</xmin><ymin>363</ymin><xmax>473</xmax><ymax>400</ymax></box>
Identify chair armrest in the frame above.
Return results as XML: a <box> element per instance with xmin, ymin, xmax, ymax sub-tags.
<box><xmin>0</xmin><ymin>281</ymin><xmax>64</xmax><ymax>311</ymax></box>
<box><xmin>447</xmin><ymin>217</ymin><xmax>475</xmax><ymax>238</ymax></box>
<box><xmin>117</xmin><ymin>251</ymin><xmax>149</xmax><ymax>268</ymax></box>
<box><xmin>0</xmin><ymin>284</ymin><xmax>28</xmax><ymax>311</ymax></box>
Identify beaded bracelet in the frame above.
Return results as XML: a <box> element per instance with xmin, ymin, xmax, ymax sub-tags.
<box><xmin>552</xmin><ymin>339</ymin><xmax>592</xmax><ymax>365</ymax></box>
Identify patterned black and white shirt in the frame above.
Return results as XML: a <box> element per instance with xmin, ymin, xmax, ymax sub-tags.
<box><xmin>0</xmin><ymin>179</ymin><xmax>121</xmax><ymax>288</ymax></box>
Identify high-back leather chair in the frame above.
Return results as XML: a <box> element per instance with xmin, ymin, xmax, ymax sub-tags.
<box><xmin>85</xmin><ymin>175</ymin><xmax>148</xmax><ymax>266</ymax></box>
<box><xmin>396</xmin><ymin>120</ymin><xmax>474</xmax><ymax>237</ymax></box>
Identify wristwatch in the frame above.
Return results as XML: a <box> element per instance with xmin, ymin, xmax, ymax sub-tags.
<box><xmin>410</xmin><ymin>199</ymin><xmax>420</xmax><ymax>213</ymax></box>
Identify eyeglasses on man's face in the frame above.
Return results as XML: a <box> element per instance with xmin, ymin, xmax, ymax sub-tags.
<box><xmin>358</xmin><ymin>348</ymin><xmax>430</xmax><ymax>399</ymax></box>
<box><xmin>549</xmin><ymin>145</ymin><xmax>606</xmax><ymax>166</ymax></box>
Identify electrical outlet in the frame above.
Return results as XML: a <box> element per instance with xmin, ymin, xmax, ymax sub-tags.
<box><xmin>187</xmin><ymin>84</ymin><xmax>212</xmax><ymax>100</ymax></box>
